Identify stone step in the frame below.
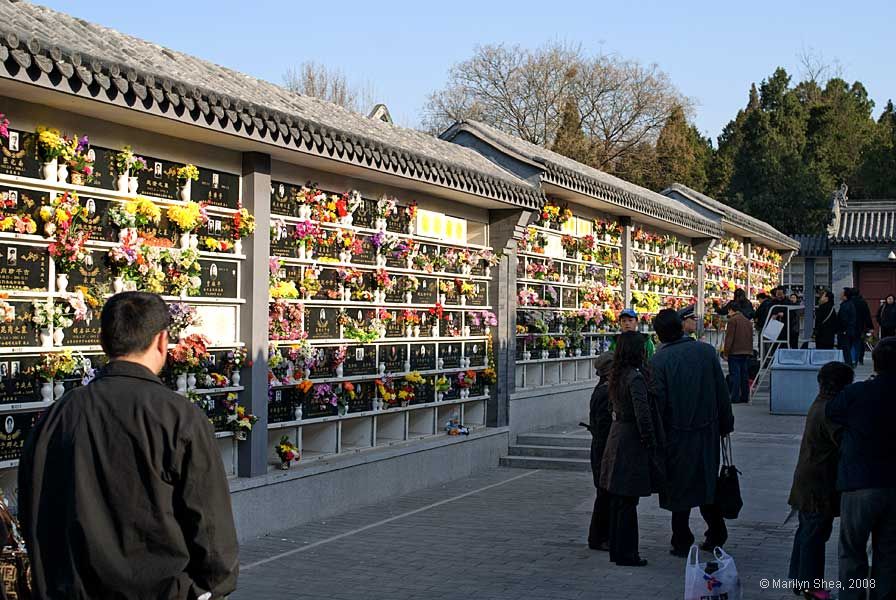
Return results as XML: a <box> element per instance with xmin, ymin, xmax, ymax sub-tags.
<box><xmin>508</xmin><ymin>445</ymin><xmax>591</xmax><ymax>460</ymax></box>
<box><xmin>516</xmin><ymin>433</ymin><xmax>591</xmax><ymax>448</ymax></box>
<box><xmin>499</xmin><ymin>455</ymin><xmax>591</xmax><ymax>471</ymax></box>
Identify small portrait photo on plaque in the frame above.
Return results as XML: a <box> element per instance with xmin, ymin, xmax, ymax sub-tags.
<box><xmin>10</xmin><ymin>362</ymin><xmax>19</xmax><ymax>378</ymax></box>
<box><xmin>8</xmin><ymin>132</ymin><xmax>19</xmax><ymax>152</ymax></box>
<box><xmin>86</xmin><ymin>198</ymin><xmax>96</xmax><ymax>217</ymax></box>
<box><xmin>212</xmin><ymin>173</ymin><xmax>220</xmax><ymax>189</ymax></box>
<box><xmin>154</xmin><ymin>162</ymin><xmax>163</xmax><ymax>178</ymax></box>
<box><xmin>0</xmin><ymin>363</ymin><xmax>7</xmax><ymax>379</ymax></box>
<box><xmin>4</xmin><ymin>416</ymin><xmax>13</xmax><ymax>435</ymax></box>
<box><xmin>214</xmin><ymin>220</ymin><xmax>222</xmax><ymax>234</ymax></box>
<box><xmin>355</xmin><ymin>347</ymin><xmax>365</xmax><ymax>362</ymax></box>
<box><xmin>209</xmin><ymin>263</ymin><xmax>219</xmax><ymax>282</ymax></box>
<box><xmin>7</xmin><ymin>247</ymin><xmax>16</xmax><ymax>267</ymax></box>
<box><xmin>278</xmin><ymin>183</ymin><xmax>285</xmax><ymax>197</ymax></box>
<box><xmin>7</xmin><ymin>190</ymin><xmax>17</xmax><ymax>207</ymax></box>
<box><xmin>84</xmin><ymin>253</ymin><xmax>94</xmax><ymax>268</ymax></box>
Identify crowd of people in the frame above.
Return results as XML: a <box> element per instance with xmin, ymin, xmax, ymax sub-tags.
<box><xmin>585</xmin><ymin>289</ymin><xmax>896</xmax><ymax>600</ymax></box>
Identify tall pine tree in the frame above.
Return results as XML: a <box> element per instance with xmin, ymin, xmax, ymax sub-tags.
<box><xmin>551</xmin><ymin>98</ymin><xmax>592</xmax><ymax>165</ymax></box>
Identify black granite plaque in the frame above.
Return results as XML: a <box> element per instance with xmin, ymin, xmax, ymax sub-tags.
<box><xmin>353</xmin><ymin>199</ymin><xmax>376</xmax><ymax>229</ymax></box>
<box><xmin>385</xmin><ymin>280</ymin><xmax>406</xmax><ymax>304</ymax></box>
<box><xmin>0</xmin><ymin>129</ymin><xmax>39</xmax><ymax>179</ymax></box>
<box><xmin>199</xmin><ymin>259</ymin><xmax>238</xmax><ymax>298</ymax></box>
<box><xmin>200</xmin><ymin>214</ymin><xmax>235</xmax><ymax>244</ymax></box>
<box><xmin>385</xmin><ymin>209</ymin><xmax>404</xmax><ymax>234</ymax></box>
<box><xmin>270</xmin><ymin>222</ymin><xmax>296</xmax><ymax>258</ymax></box>
<box><xmin>353</xmin><ymin>234</ymin><xmax>375</xmax><ymax>265</ymax></box>
<box><xmin>0</xmin><ymin>243</ymin><xmax>48</xmax><ymax>291</ymax></box>
<box><xmin>270</xmin><ymin>182</ymin><xmax>302</xmax><ymax>218</ymax></box>
<box><xmin>561</xmin><ymin>288</ymin><xmax>577</xmax><ymax>309</ymax></box>
<box><xmin>77</xmin><ymin>144</ymin><xmax>117</xmax><ymax>191</ymax></box>
<box><xmin>268</xmin><ymin>387</ymin><xmax>302</xmax><ymax>423</ymax></box>
<box><xmin>78</xmin><ymin>196</ymin><xmax>119</xmax><ymax>242</ymax></box>
<box><xmin>195</xmin><ymin>167</ymin><xmax>239</xmax><ymax>210</ymax></box>
<box><xmin>468</xmin><ymin>281</ymin><xmax>487</xmax><ymax>306</ymax></box>
<box><xmin>440</xmin><ymin>279</ymin><xmax>459</xmax><ymax>305</ymax></box>
<box><xmin>138</xmin><ymin>156</ymin><xmax>180</xmax><ymax>200</ymax></box>
<box><xmin>343</xmin><ymin>345</ymin><xmax>377</xmax><ymax>376</ymax></box>
<box><xmin>316</xmin><ymin>268</ymin><xmax>341</xmax><ymax>301</ymax></box>
<box><xmin>440</xmin><ymin>311</ymin><xmax>461</xmax><ymax>337</ymax></box>
<box><xmin>0</xmin><ymin>355</ymin><xmax>39</xmax><ymax>404</ymax></box>
<box><xmin>305</xmin><ymin>306</ymin><xmax>340</xmax><ymax>340</ymax></box>
<box><xmin>384</xmin><ymin>310</ymin><xmax>404</xmax><ymax>338</ymax></box>
<box><xmin>439</xmin><ymin>342</ymin><xmax>462</xmax><ymax>369</ymax></box>
<box><xmin>410</xmin><ymin>343</ymin><xmax>436</xmax><ymax>371</ymax></box>
<box><xmin>303</xmin><ymin>393</ymin><xmax>337</xmax><ymax>419</ymax></box>
<box><xmin>466</xmin><ymin>341</ymin><xmax>486</xmax><ymax>367</ymax></box>
<box><xmin>471</xmin><ymin>261</ymin><xmax>486</xmax><ymax>277</ymax></box>
<box><xmin>380</xmin><ymin>344</ymin><xmax>407</xmax><ymax>374</ymax></box>
<box><xmin>385</xmin><ymin>252</ymin><xmax>405</xmax><ymax>270</ymax></box>
<box><xmin>0</xmin><ymin>411</ymin><xmax>40</xmax><ymax>460</ymax></box>
<box><xmin>348</xmin><ymin>380</ymin><xmax>374</xmax><ymax>413</ymax></box>
<box><xmin>309</xmin><ymin>346</ymin><xmax>335</xmax><ymax>379</ymax></box>
<box><xmin>1</xmin><ymin>185</ymin><xmax>45</xmax><ymax>222</ymax></box>
<box><xmin>64</xmin><ymin>309</ymin><xmax>102</xmax><ymax>346</ymax></box>
<box><xmin>0</xmin><ymin>301</ymin><xmax>40</xmax><ymax>347</ymax></box>
<box><xmin>66</xmin><ymin>256</ymin><xmax>110</xmax><ymax>294</ymax></box>
<box><xmin>414</xmin><ymin>277</ymin><xmax>437</xmax><ymax>305</ymax></box>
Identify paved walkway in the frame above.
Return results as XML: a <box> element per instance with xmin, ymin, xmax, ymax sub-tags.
<box><xmin>233</xmin><ymin>366</ymin><xmax>873</xmax><ymax>599</ymax></box>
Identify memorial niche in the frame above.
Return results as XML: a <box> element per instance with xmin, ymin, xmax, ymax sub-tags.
<box><xmin>0</xmin><ymin>129</ymin><xmax>40</xmax><ymax>179</ymax></box>
<box><xmin>410</xmin><ymin>343</ymin><xmax>436</xmax><ymax>371</ymax></box>
<box><xmin>0</xmin><ymin>412</ymin><xmax>40</xmax><ymax>461</ymax></box>
<box><xmin>0</xmin><ymin>301</ymin><xmax>40</xmax><ymax>348</ymax></box>
<box><xmin>199</xmin><ymin>260</ymin><xmax>238</xmax><ymax>298</ymax></box>
<box><xmin>0</xmin><ymin>243</ymin><xmax>49</xmax><ymax>291</ymax></box>
<box><xmin>0</xmin><ymin>355</ymin><xmax>39</xmax><ymax>404</ymax></box>
<box><xmin>380</xmin><ymin>344</ymin><xmax>406</xmax><ymax>373</ymax></box>
<box><xmin>304</xmin><ymin>307</ymin><xmax>340</xmax><ymax>340</ymax></box>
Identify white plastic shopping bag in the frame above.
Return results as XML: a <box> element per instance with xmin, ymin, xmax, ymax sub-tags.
<box><xmin>684</xmin><ymin>545</ymin><xmax>742</xmax><ymax>600</ymax></box>
<box><xmin>761</xmin><ymin>319</ymin><xmax>784</xmax><ymax>341</ymax></box>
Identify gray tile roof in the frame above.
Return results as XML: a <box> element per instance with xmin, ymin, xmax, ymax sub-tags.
<box><xmin>792</xmin><ymin>234</ymin><xmax>830</xmax><ymax>257</ymax></box>
<box><xmin>441</xmin><ymin>120</ymin><xmax>722</xmax><ymax>238</ymax></box>
<box><xmin>831</xmin><ymin>201</ymin><xmax>896</xmax><ymax>244</ymax></box>
<box><xmin>662</xmin><ymin>183</ymin><xmax>799</xmax><ymax>250</ymax></box>
<box><xmin>0</xmin><ymin>0</ymin><xmax>542</xmax><ymax>209</ymax></box>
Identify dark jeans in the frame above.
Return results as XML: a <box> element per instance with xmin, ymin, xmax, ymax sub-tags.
<box><xmin>589</xmin><ymin>487</ymin><xmax>611</xmax><ymax>548</ymax></box>
<box><xmin>856</xmin><ymin>338</ymin><xmax>867</xmax><ymax>365</ymax></box>
<box><xmin>789</xmin><ymin>511</ymin><xmax>834</xmax><ymax>590</ymax></box>
<box><xmin>728</xmin><ymin>355</ymin><xmax>750</xmax><ymax>404</ymax></box>
<box><xmin>842</xmin><ymin>336</ymin><xmax>859</xmax><ymax>366</ymax></box>
<box><xmin>839</xmin><ymin>488</ymin><xmax>896</xmax><ymax>600</ymax></box>
<box><xmin>671</xmin><ymin>504</ymin><xmax>728</xmax><ymax>550</ymax></box>
<box><xmin>608</xmin><ymin>493</ymin><xmax>640</xmax><ymax>562</ymax></box>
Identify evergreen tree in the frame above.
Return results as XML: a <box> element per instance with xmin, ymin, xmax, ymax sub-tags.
<box><xmin>652</xmin><ymin>105</ymin><xmax>713</xmax><ymax>192</ymax></box>
<box><xmin>551</xmin><ymin>98</ymin><xmax>592</xmax><ymax>165</ymax></box>
<box><xmin>855</xmin><ymin>100</ymin><xmax>896</xmax><ymax>198</ymax></box>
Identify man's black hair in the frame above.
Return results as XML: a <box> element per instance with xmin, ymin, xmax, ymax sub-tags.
<box><xmin>100</xmin><ymin>292</ymin><xmax>171</xmax><ymax>358</ymax></box>
<box><xmin>817</xmin><ymin>361</ymin><xmax>854</xmax><ymax>396</ymax></box>
<box><xmin>872</xmin><ymin>337</ymin><xmax>896</xmax><ymax>376</ymax></box>
<box><xmin>757</xmin><ymin>292</ymin><xmax>769</xmax><ymax>300</ymax></box>
<box><xmin>653</xmin><ymin>308</ymin><xmax>683</xmax><ymax>344</ymax></box>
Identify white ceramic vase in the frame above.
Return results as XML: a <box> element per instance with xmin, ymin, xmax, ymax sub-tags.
<box><xmin>52</xmin><ymin>329</ymin><xmax>65</xmax><ymax>347</ymax></box>
<box><xmin>56</xmin><ymin>273</ymin><xmax>69</xmax><ymax>293</ymax></box>
<box><xmin>405</xmin><ymin>291</ymin><xmax>413</xmax><ymax>304</ymax></box>
<box><xmin>179</xmin><ymin>233</ymin><xmax>191</xmax><ymax>250</ymax></box>
<box><xmin>116</xmin><ymin>170</ymin><xmax>130</xmax><ymax>193</ymax></box>
<box><xmin>56</xmin><ymin>163</ymin><xmax>69</xmax><ymax>184</ymax></box>
<box><xmin>231</xmin><ymin>371</ymin><xmax>241</xmax><ymax>386</ymax></box>
<box><xmin>54</xmin><ymin>381</ymin><xmax>65</xmax><ymax>399</ymax></box>
<box><xmin>40</xmin><ymin>329</ymin><xmax>52</xmax><ymax>348</ymax></box>
<box><xmin>187</xmin><ymin>373</ymin><xmax>197</xmax><ymax>390</ymax></box>
<box><xmin>179</xmin><ymin>179</ymin><xmax>191</xmax><ymax>201</ymax></box>
<box><xmin>42</xmin><ymin>159</ymin><xmax>58</xmax><ymax>182</ymax></box>
<box><xmin>113</xmin><ymin>277</ymin><xmax>125</xmax><ymax>294</ymax></box>
<box><xmin>128</xmin><ymin>176</ymin><xmax>139</xmax><ymax>194</ymax></box>
<box><xmin>40</xmin><ymin>381</ymin><xmax>54</xmax><ymax>402</ymax></box>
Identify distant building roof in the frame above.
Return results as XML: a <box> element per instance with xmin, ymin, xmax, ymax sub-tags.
<box><xmin>440</xmin><ymin>120</ymin><xmax>721</xmax><ymax>238</ymax></box>
<box><xmin>830</xmin><ymin>200</ymin><xmax>896</xmax><ymax>244</ymax></box>
<box><xmin>661</xmin><ymin>183</ymin><xmax>799</xmax><ymax>251</ymax></box>
<box><xmin>792</xmin><ymin>234</ymin><xmax>830</xmax><ymax>257</ymax></box>
<box><xmin>0</xmin><ymin>0</ymin><xmax>542</xmax><ymax>209</ymax></box>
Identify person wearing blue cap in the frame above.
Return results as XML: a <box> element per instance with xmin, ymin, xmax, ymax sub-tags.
<box><xmin>609</xmin><ymin>308</ymin><xmax>655</xmax><ymax>359</ymax></box>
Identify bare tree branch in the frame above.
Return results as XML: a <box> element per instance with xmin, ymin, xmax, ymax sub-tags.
<box><xmin>283</xmin><ymin>61</ymin><xmax>376</xmax><ymax>114</ymax></box>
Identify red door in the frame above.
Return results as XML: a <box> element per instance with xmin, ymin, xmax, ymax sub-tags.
<box><xmin>857</xmin><ymin>264</ymin><xmax>896</xmax><ymax>330</ymax></box>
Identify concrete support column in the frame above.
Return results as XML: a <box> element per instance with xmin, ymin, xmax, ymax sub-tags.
<box><xmin>620</xmin><ymin>217</ymin><xmax>633</xmax><ymax>307</ymax></box>
<box><xmin>804</xmin><ymin>257</ymin><xmax>816</xmax><ymax>339</ymax></box>
<box><xmin>692</xmin><ymin>239</ymin><xmax>715</xmax><ymax>337</ymax></box>
<box><xmin>743</xmin><ymin>238</ymin><xmax>753</xmax><ymax>300</ymax></box>
<box><xmin>238</xmin><ymin>152</ymin><xmax>271</xmax><ymax>477</ymax></box>
<box><xmin>487</xmin><ymin>209</ymin><xmax>532</xmax><ymax>428</ymax></box>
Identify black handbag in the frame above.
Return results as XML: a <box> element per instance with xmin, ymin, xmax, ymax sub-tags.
<box><xmin>716</xmin><ymin>435</ymin><xmax>743</xmax><ymax>520</ymax></box>
<box><xmin>0</xmin><ymin>498</ymin><xmax>31</xmax><ymax>600</ymax></box>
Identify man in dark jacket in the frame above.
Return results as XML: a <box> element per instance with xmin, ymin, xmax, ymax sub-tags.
<box><xmin>852</xmin><ymin>289</ymin><xmax>873</xmax><ymax>365</ymax></box>
<box><xmin>826</xmin><ymin>338</ymin><xmax>896</xmax><ymax>600</ymax></box>
<box><xmin>587</xmin><ymin>352</ymin><xmax>614</xmax><ymax>551</ymax></box>
<box><xmin>755</xmin><ymin>292</ymin><xmax>773</xmax><ymax>333</ymax></box>
<box><xmin>839</xmin><ymin>288</ymin><xmax>859</xmax><ymax>367</ymax></box>
<box><xmin>650</xmin><ymin>309</ymin><xmax>734</xmax><ymax>556</ymax></box>
<box><xmin>18</xmin><ymin>292</ymin><xmax>239</xmax><ymax>599</ymax></box>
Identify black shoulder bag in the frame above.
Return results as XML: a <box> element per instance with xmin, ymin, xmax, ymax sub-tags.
<box><xmin>716</xmin><ymin>435</ymin><xmax>743</xmax><ymax>520</ymax></box>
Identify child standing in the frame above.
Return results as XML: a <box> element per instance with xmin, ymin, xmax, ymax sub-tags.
<box><xmin>787</xmin><ymin>361</ymin><xmax>855</xmax><ymax>599</ymax></box>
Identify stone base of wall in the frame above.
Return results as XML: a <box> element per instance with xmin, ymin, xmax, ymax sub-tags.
<box><xmin>229</xmin><ymin>428</ymin><xmax>509</xmax><ymax>541</ymax></box>
<box><xmin>508</xmin><ymin>382</ymin><xmax>593</xmax><ymax>439</ymax></box>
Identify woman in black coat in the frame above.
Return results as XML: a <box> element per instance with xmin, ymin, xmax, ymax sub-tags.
<box><xmin>878</xmin><ymin>294</ymin><xmax>896</xmax><ymax>338</ymax></box>
<box><xmin>600</xmin><ymin>332</ymin><xmax>664</xmax><ymax>567</ymax></box>
<box><xmin>587</xmin><ymin>352</ymin><xmax>614</xmax><ymax>551</ymax></box>
<box><xmin>813</xmin><ymin>290</ymin><xmax>839</xmax><ymax>350</ymax></box>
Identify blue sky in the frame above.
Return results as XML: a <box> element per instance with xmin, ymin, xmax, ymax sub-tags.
<box><xmin>39</xmin><ymin>0</ymin><xmax>894</xmax><ymax>141</ymax></box>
